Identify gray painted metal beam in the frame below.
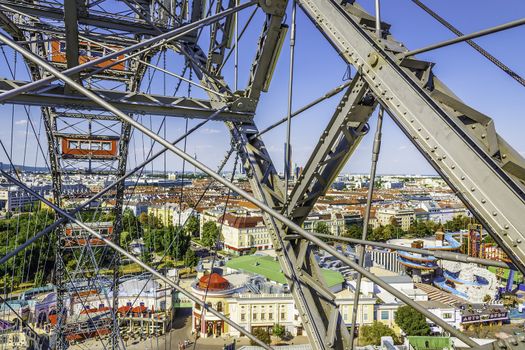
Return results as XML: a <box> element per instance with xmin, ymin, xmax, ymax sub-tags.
<box><xmin>245</xmin><ymin>0</ymin><xmax>288</xmax><ymax>100</ymax></box>
<box><xmin>0</xmin><ymin>78</ymin><xmax>252</xmax><ymax>121</ymax></box>
<box><xmin>287</xmin><ymin>75</ymin><xmax>376</xmax><ymax>222</ymax></box>
<box><xmin>0</xmin><ymin>0</ymin><xmax>189</xmax><ymax>37</ymax></box>
<box><xmin>403</xmin><ymin>18</ymin><xmax>525</xmax><ymax>58</ymax></box>
<box><xmin>297</xmin><ymin>0</ymin><xmax>525</xmax><ymax>274</ymax></box>
<box><xmin>63</xmin><ymin>0</ymin><xmax>81</xmax><ymax>85</ymax></box>
<box><xmin>0</xmin><ymin>170</ymin><xmax>273</xmax><ymax>350</ymax></box>
<box><xmin>1</xmin><ymin>31</ymin><xmax>477</xmax><ymax>346</ymax></box>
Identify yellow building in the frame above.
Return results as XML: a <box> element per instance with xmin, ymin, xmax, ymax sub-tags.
<box><xmin>148</xmin><ymin>204</ymin><xmax>175</xmax><ymax>227</ymax></box>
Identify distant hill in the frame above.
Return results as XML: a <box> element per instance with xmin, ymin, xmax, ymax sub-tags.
<box><xmin>0</xmin><ymin>163</ymin><xmax>49</xmax><ymax>173</ymax></box>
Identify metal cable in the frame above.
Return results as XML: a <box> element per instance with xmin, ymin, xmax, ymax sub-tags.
<box><xmin>411</xmin><ymin>0</ymin><xmax>525</xmax><ymax>87</ymax></box>
<box><xmin>193</xmin><ymin>151</ymin><xmax>239</xmax><ymax>349</ymax></box>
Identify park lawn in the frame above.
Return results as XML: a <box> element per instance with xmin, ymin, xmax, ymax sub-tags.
<box><xmin>226</xmin><ymin>255</ymin><xmax>344</xmax><ymax>288</ymax></box>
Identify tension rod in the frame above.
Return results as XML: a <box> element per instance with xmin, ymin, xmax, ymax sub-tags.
<box><xmin>349</xmin><ymin>105</ymin><xmax>384</xmax><ymax>348</ymax></box>
<box><xmin>403</xmin><ymin>17</ymin><xmax>525</xmax><ymax>58</ymax></box>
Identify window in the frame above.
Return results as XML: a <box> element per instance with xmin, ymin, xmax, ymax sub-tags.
<box><xmin>252</xmin><ymin>313</ymin><xmax>257</xmax><ymax>321</ymax></box>
<box><xmin>381</xmin><ymin>311</ymin><xmax>389</xmax><ymax>320</ymax></box>
<box><xmin>261</xmin><ymin>313</ymin><xmax>265</xmax><ymax>320</ymax></box>
<box><xmin>68</xmin><ymin>141</ymin><xmax>79</xmax><ymax>149</ymax></box>
<box><xmin>80</xmin><ymin>141</ymin><xmax>90</xmax><ymax>150</ymax></box>
<box><xmin>240</xmin><ymin>313</ymin><xmax>245</xmax><ymax>321</ymax></box>
<box><xmin>268</xmin><ymin>313</ymin><xmax>273</xmax><ymax>320</ymax></box>
<box><xmin>281</xmin><ymin>312</ymin><xmax>285</xmax><ymax>320</ymax></box>
<box><xmin>443</xmin><ymin>312</ymin><xmax>452</xmax><ymax>319</ymax></box>
<box><xmin>102</xmin><ymin>142</ymin><xmax>111</xmax><ymax>151</ymax></box>
<box><xmin>59</xmin><ymin>42</ymin><xmax>66</xmax><ymax>52</ymax></box>
<box><xmin>217</xmin><ymin>302</ymin><xmax>223</xmax><ymax>312</ymax></box>
<box><xmin>363</xmin><ymin>313</ymin><xmax>368</xmax><ymax>321</ymax></box>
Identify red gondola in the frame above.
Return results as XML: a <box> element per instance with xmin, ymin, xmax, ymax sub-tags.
<box><xmin>64</xmin><ymin>222</ymin><xmax>113</xmax><ymax>247</ymax></box>
<box><xmin>61</xmin><ymin>136</ymin><xmax>119</xmax><ymax>159</ymax></box>
<box><xmin>49</xmin><ymin>40</ymin><xmax>126</xmax><ymax>71</ymax></box>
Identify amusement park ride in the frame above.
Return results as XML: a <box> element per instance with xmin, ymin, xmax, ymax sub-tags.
<box><xmin>0</xmin><ymin>0</ymin><xmax>522</xmax><ymax>349</ymax></box>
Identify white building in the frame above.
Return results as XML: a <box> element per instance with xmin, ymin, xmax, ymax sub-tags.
<box><xmin>376</xmin><ymin>206</ymin><xmax>415</xmax><ymax>231</ymax></box>
<box><xmin>218</xmin><ymin>213</ymin><xmax>273</xmax><ymax>254</ymax></box>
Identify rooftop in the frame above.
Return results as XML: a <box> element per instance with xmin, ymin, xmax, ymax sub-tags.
<box><xmin>226</xmin><ymin>255</ymin><xmax>344</xmax><ymax>288</ymax></box>
<box><xmin>379</xmin><ymin>275</ymin><xmax>413</xmax><ymax>284</ymax></box>
<box><xmin>416</xmin><ymin>300</ymin><xmax>454</xmax><ymax>309</ymax></box>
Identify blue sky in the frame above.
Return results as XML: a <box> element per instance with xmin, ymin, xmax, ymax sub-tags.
<box><xmin>0</xmin><ymin>0</ymin><xmax>523</xmax><ymax>176</ymax></box>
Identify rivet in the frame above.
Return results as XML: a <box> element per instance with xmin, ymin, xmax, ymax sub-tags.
<box><xmin>461</xmin><ymin>176</ymin><xmax>465</xmax><ymax>180</ymax></box>
<box><xmin>504</xmin><ymin>224</ymin><xmax>509</xmax><ymax>229</ymax></box>
<box><xmin>481</xmin><ymin>199</ymin><xmax>486</xmax><ymax>204</ymax></box>
<box><xmin>451</xmin><ymin>165</ymin><xmax>455</xmax><ymax>169</ymax></box>
<box><xmin>471</xmin><ymin>187</ymin><xmax>475</xmax><ymax>192</ymax></box>
<box><xmin>493</xmin><ymin>212</ymin><xmax>498</xmax><ymax>216</ymax></box>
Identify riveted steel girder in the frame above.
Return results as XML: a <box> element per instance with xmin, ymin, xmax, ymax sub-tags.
<box><xmin>298</xmin><ymin>0</ymin><xmax>525</xmax><ymax>273</ymax></box>
<box><xmin>0</xmin><ymin>78</ymin><xmax>253</xmax><ymax>121</ymax></box>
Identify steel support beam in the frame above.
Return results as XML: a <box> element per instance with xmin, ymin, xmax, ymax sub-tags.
<box><xmin>3</xmin><ymin>32</ymin><xmax>479</xmax><ymax>345</ymax></box>
<box><xmin>287</xmin><ymin>75</ymin><xmax>376</xmax><ymax>221</ymax></box>
<box><xmin>245</xmin><ymin>0</ymin><xmax>287</xmax><ymax>100</ymax></box>
<box><xmin>63</xmin><ymin>0</ymin><xmax>81</xmax><ymax>85</ymax></box>
<box><xmin>403</xmin><ymin>18</ymin><xmax>525</xmax><ymax>58</ymax></box>
<box><xmin>0</xmin><ymin>0</ymin><xmax>257</xmax><ymax>101</ymax></box>
<box><xmin>0</xmin><ymin>0</ymin><xmax>185</xmax><ymax>37</ymax></box>
<box><xmin>0</xmin><ymin>79</ymin><xmax>252</xmax><ymax>121</ymax></box>
<box><xmin>0</xmin><ymin>170</ymin><xmax>272</xmax><ymax>350</ymax></box>
<box><xmin>297</xmin><ymin>0</ymin><xmax>525</xmax><ymax>275</ymax></box>
<box><xmin>0</xmin><ymin>106</ymin><xmax>228</xmax><ymax>268</ymax></box>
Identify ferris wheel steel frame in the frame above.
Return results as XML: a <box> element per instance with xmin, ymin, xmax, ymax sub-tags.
<box><xmin>0</xmin><ymin>0</ymin><xmax>523</xmax><ymax>350</ymax></box>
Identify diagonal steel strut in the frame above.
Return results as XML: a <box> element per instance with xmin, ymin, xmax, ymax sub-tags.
<box><xmin>0</xmin><ymin>169</ymin><xmax>272</xmax><ymax>350</ymax></box>
<box><xmin>0</xmin><ymin>0</ymin><xmax>257</xmax><ymax>102</ymax></box>
<box><xmin>0</xmin><ymin>28</ymin><xmax>478</xmax><ymax>348</ymax></box>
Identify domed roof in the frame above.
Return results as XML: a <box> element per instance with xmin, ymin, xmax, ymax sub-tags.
<box><xmin>198</xmin><ymin>273</ymin><xmax>231</xmax><ymax>291</ymax></box>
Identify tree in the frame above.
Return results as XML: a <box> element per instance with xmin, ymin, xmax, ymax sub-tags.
<box><xmin>202</xmin><ymin>221</ymin><xmax>220</xmax><ymax>248</ymax></box>
<box><xmin>171</xmin><ymin>228</ymin><xmax>190</xmax><ymax>260</ymax></box>
<box><xmin>315</xmin><ymin>221</ymin><xmax>330</xmax><ymax>235</ymax></box>
<box><xmin>394</xmin><ymin>305</ymin><xmax>431</xmax><ymax>336</ymax></box>
<box><xmin>250</xmin><ymin>328</ymin><xmax>271</xmax><ymax>345</ymax></box>
<box><xmin>120</xmin><ymin>230</ymin><xmax>132</xmax><ymax>248</ymax></box>
<box><xmin>443</xmin><ymin>215</ymin><xmax>471</xmax><ymax>232</ymax></box>
<box><xmin>138</xmin><ymin>212</ymin><xmax>149</xmax><ymax>225</ymax></box>
<box><xmin>358</xmin><ymin>321</ymin><xmax>398</xmax><ymax>346</ymax></box>
<box><xmin>272</xmin><ymin>324</ymin><xmax>285</xmax><ymax>339</ymax></box>
<box><xmin>343</xmin><ymin>224</ymin><xmax>362</xmax><ymax>239</ymax></box>
<box><xmin>122</xmin><ymin>209</ymin><xmax>143</xmax><ymax>238</ymax></box>
<box><xmin>185</xmin><ymin>215</ymin><xmax>200</xmax><ymax>237</ymax></box>
<box><xmin>184</xmin><ymin>249</ymin><xmax>198</xmax><ymax>268</ymax></box>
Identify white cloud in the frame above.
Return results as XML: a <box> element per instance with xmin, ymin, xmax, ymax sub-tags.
<box><xmin>15</xmin><ymin>120</ymin><xmax>27</xmax><ymax>125</ymax></box>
